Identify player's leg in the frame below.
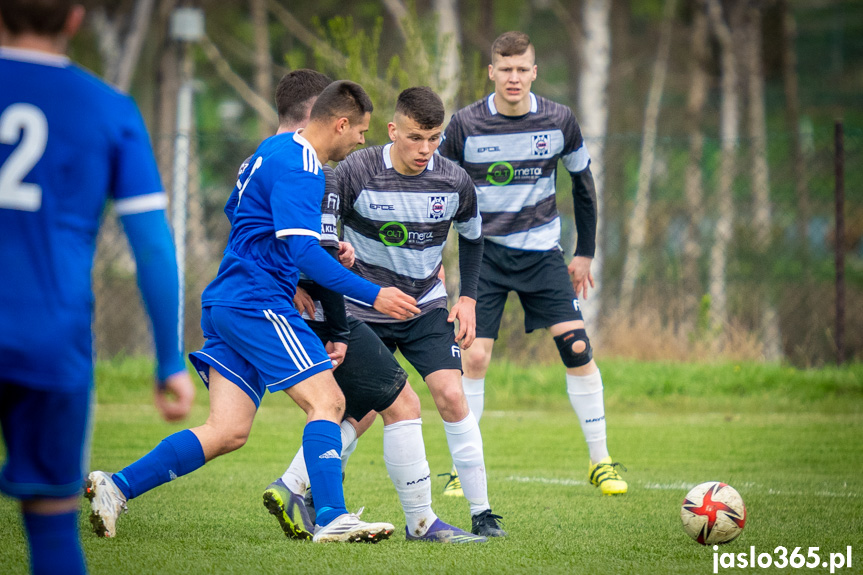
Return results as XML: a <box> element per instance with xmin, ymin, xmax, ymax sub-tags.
<box><xmin>520</xmin><ymin>250</ymin><xmax>627</xmax><ymax>495</ymax></box>
<box><xmin>378</xmin><ymin>383</ymin><xmax>486</xmax><ymax>543</ymax></box>
<box><xmin>87</xmin><ymin>366</ymin><xmax>253</xmax><ymax>537</ymax></box>
<box><xmin>388</xmin><ymin>309</ymin><xmax>505</xmax><ymax>537</ymax></box>
<box><xmin>444</xmin><ymin>277</ymin><xmax>508</xmax><ymax>497</ymax></box>
<box><xmin>1</xmin><ymin>382</ymin><xmax>89</xmax><ymax>575</ymax></box>
<box><xmin>461</xmin><ymin>337</ymin><xmax>495</xmax><ymax>423</ymax></box>
<box><xmin>285</xmin><ymin>370</ymin><xmax>394</xmax><ymax>543</ymax></box>
<box><xmin>460</xmin><ymin>265</ymin><xmax>509</xmax><ymax>427</ymax></box>
<box><xmin>264</xmin><ymin>318</ymin><xmax>387</xmax><ymax>538</ymax></box>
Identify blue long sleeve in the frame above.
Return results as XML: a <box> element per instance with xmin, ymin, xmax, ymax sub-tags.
<box><xmin>283</xmin><ymin>235</ymin><xmax>380</xmax><ymax>307</ymax></box>
<box><xmin>120</xmin><ymin>210</ymin><xmax>186</xmax><ymax>380</ymax></box>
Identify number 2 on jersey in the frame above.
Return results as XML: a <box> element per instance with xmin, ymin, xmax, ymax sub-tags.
<box><xmin>0</xmin><ymin>103</ymin><xmax>48</xmax><ymax>212</ymax></box>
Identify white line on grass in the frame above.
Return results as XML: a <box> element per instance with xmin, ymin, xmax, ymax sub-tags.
<box><xmin>504</xmin><ymin>476</ymin><xmax>860</xmax><ymax>498</ymax></box>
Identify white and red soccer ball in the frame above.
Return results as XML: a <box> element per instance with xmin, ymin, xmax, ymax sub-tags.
<box><xmin>680</xmin><ymin>481</ymin><xmax>746</xmax><ymax>545</ymax></box>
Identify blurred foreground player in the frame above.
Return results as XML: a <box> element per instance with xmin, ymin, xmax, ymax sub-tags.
<box><xmin>0</xmin><ymin>1</ymin><xmax>194</xmax><ymax>573</ymax></box>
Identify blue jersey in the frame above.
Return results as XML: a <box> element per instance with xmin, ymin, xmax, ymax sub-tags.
<box><xmin>203</xmin><ymin>132</ymin><xmax>379</xmax><ymax>309</ymax></box>
<box><xmin>0</xmin><ymin>48</ymin><xmax>177</xmax><ymax>391</ymax></box>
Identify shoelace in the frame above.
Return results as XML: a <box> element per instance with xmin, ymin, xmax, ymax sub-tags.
<box><xmin>595</xmin><ymin>461</ymin><xmax>628</xmax><ymax>480</ymax></box>
<box><xmin>476</xmin><ymin>511</ymin><xmax>504</xmax><ymax>526</ymax></box>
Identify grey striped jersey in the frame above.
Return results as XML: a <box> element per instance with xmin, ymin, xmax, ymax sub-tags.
<box><xmin>439</xmin><ymin>92</ymin><xmax>591</xmax><ymax>252</ymax></box>
<box><xmin>325</xmin><ymin>143</ymin><xmax>482</xmax><ymax>323</ymax></box>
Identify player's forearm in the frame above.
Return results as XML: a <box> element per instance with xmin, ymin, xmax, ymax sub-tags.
<box><xmin>285</xmin><ymin>235</ymin><xmax>380</xmax><ymax>306</ymax></box>
<box><xmin>120</xmin><ymin>210</ymin><xmax>186</xmax><ymax>380</ymax></box>
<box><xmin>457</xmin><ymin>236</ymin><xmax>483</xmax><ymax>300</ymax></box>
<box><xmin>307</xmin><ymin>246</ymin><xmax>350</xmax><ymax>343</ymax></box>
<box><xmin>571</xmin><ymin>167</ymin><xmax>598</xmax><ymax>258</ymax></box>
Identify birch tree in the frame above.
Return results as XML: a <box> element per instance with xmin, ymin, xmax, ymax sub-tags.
<box><xmin>705</xmin><ymin>0</ymin><xmax>740</xmax><ymax>336</ymax></box>
<box><xmin>577</xmin><ymin>0</ymin><xmax>611</xmax><ymax>329</ymax></box>
<box><xmin>619</xmin><ymin>0</ymin><xmax>676</xmax><ymax>314</ymax></box>
<box><xmin>250</xmin><ymin>0</ymin><xmax>275</xmax><ymax>139</ymax></box>
<box><xmin>682</xmin><ymin>0</ymin><xmax>709</xmax><ymax>327</ymax></box>
<box><xmin>745</xmin><ymin>1</ymin><xmax>782</xmax><ymax>360</ymax></box>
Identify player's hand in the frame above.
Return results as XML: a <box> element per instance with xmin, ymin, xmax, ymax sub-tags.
<box><xmin>154</xmin><ymin>370</ymin><xmax>195</xmax><ymax>422</ymax></box>
<box><xmin>338</xmin><ymin>241</ymin><xmax>355</xmax><ymax>268</ymax></box>
<box><xmin>326</xmin><ymin>341</ymin><xmax>348</xmax><ymax>370</ymax></box>
<box><xmin>568</xmin><ymin>256</ymin><xmax>595</xmax><ymax>300</ymax></box>
<box><xmin>373</xmin><ymin>287</ymin><xmax>420</xmax><ymax>320</ymax></box>
<box><xmin>293</xmin><ymin>286</ymin><xmax>316</xmax><ymax>318</ymax></box>
<box><xmin>448</xmin><ymin>296</ymin><xmax>477</xmax><ymax>349</ymax></box>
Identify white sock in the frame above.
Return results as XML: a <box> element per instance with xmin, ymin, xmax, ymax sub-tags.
<box><xmin>443</xmin><ymin>412</ymin><xmax>490</xmax><ymax>516</ymax></box>
<box><xmin>383</xmin><ymin>419</ymin><xmax>437</xmax><ymax>536</ymax></box>
<box><xmin>461</xmin><ymin>377</ymin><xmax>485</xmax><ymax>423</ymax></box>
<box><xmin>566</xmin><ymin>370</ymin><xmax>610</xmax><ymax>463</ymax></box>
<box><xmin>339</xmin><ymin>420</ymin><xmax>358</xmax><ymax>474</ymax></box>
<box><xmin>281</xmin><ymin>420</ymin><xmax>356</xmax><ymax>494</ymax></box>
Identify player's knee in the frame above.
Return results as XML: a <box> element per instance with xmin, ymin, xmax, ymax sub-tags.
<box><xmin>434</xmin><ymin>384</ymin><xmax>469</xmax><ymax>420</ymax></box>
<box><xmin>553</xmin><ymin>329</ymin><xmax>593</xmax><ymax>368</ymax></box>
<box><xmin>219</xmin><ymin>428</ymin><xmax>250</xmax><ymax>454</ymax></box>
<box><xmin>398</xmin><ymin>384</ymin><xmax>422</xmax><ymax>417</ymax></box>
<box><xmin>463</xmin><ymin>346</ymin><xmax>491</xmax><ymax>374</ymax></box>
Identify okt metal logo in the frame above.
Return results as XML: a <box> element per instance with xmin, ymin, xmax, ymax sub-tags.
<box><xmin>486</xmin><ymin>161</ymin><xmax>514</xmax><ymax>186</ymax></box>
<box><xmin>379</xmin><ymin>221</ymin><xmax>408</xmax><ymax>246</ymax></box>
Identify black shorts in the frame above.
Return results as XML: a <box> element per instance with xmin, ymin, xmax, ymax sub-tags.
<box><xmin>476</xmin><ymin>240</ymin><xmax>583</xmax><ymax>339</ymax></box>
<box><xmin>309</xmin><ymin>317</ymin><xmax>407</xmax><ymax>421</ymax></box>
<box><xmin>366</xmin><ymin>308</ymin><xmax>462</xmax><ymax>379</ymax></box>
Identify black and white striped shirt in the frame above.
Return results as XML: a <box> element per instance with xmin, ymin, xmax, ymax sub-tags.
<box><xmin>439</xmin><ymin>92</ymin><xmax>594</xmax><ymax>254</ymax></box>
<box><xmin>326</xmin><ymin>144</ymin><xmax>482</xmax><ymax>323</ymax></box>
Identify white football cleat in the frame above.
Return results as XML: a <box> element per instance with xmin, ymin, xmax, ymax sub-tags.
<box><xmin>312</xmin><ymin>508</ymin><xmax>394</xmax><ymax>543</ymax></box>
<box><xmin>85</xmin><ymin>471</ymin><xmax>128</xmax><ymax>538</ymax></box>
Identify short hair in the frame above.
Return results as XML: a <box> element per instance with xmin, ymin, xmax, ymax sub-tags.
<box><xmin>275</xmin><ymin>69</ymin><xmax>333</xmax><ymax>126</ymax></box>
<box><xmin>491</xmin><ymin>31</ymin><xmax>534</xmax><ymax>63</ymax></box>
<box><xmin>0</xmin><ymin>0</ymin><xmax>73</xmax><ymax>35</ymax></box>
<box><xmin>309</xmin><ymin>80</ymin><xmax>373</xmax><ymax>125</ymax></box>
<box><xmin>395</xmin><ymin>87</ymin><xmax>444</xmax><ymax>130</ymax></box>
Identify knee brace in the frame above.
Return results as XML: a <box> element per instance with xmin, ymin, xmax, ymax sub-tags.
<box><xmin>553</xmin><ymin>329</ymin><xmax>593</xmax><ymax>368</ymax></box>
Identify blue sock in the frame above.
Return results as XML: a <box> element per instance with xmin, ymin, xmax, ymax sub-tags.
<box><xmin>303</xmin><ymin>420</ymin><xmax>347</xmax><ymax>526</ymax></box>
<box><xmin>112</xmin><ymin>429</ymin><xmax>205</xmax><ymax>499</ymax></box>
<box><xmin>23</xmin><ymin>510</ymin><xmax>86</xmax><ymax>575</ymax></box>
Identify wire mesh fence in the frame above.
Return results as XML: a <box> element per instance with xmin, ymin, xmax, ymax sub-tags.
<box><xmin>92</xmin><ymin>124</ymin><xmax>862</xmax><ymax>368</ymax></box>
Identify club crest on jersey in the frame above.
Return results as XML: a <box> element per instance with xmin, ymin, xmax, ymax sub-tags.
<box><xmin>533</xmin><ymin>134</ymin><xmax>550</xmax><ymax>156</ymax></box>
<box><xmin>427</xmin><ymin>196</ymin><xmax>447</xmax><ymax>219</ymax></box>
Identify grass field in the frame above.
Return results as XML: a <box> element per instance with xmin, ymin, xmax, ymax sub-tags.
<box><xmin>2</xmin><ymin>357</ymin><xmax>862</xmax><ymax>574</ymax></box>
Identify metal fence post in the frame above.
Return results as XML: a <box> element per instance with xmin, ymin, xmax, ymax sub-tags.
<box><xmin>169</xmin><ymin>7</ymin><xmax>203</xmax><ymax>351</ymax></box>
<box><xmin>834</xmin><ymin>121</ymin><xmax>845</xmax><ymax>365</ymax></box>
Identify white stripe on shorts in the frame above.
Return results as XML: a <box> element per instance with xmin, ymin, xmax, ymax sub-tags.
<box><xmin>263</xmin><ymin>309</ymin><xmax>310</xmax><ymax>370</ymax></box>
<box><xmin>272</xmin><ymin>311</ymin><xmax>314</xmax><ymax>367</ymax></box>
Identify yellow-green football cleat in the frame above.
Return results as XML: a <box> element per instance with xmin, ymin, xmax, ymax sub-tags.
<box><xmin>589</xmin><ymin>457</ymin><xmax>628</xmax><ymax>495</ymax></box>
<box><xmin>263</xmin><ymin>479</ymin><xmax>314</xmax><ymax>540</ymax></box>
<box><xmin>438</xmin><ymin>466</ymin><xmax>464</xmax><ymax>497</ymax></box>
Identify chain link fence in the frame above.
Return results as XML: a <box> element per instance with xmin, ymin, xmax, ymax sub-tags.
<box><xmin>92</xmin><ymin>125</ymin><xmax>862</xmax><ymax>368</ymax></box>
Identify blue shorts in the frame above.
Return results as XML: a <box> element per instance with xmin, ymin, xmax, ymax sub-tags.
<box><xmin>0</xmin><ymin>381</ymin><xmax>92</xmax><ymax>499</ymax></box>
<box><xmin>189</xmin><ymin>305</ymin><xmax>333</xmax><ymax>407</ymax></box>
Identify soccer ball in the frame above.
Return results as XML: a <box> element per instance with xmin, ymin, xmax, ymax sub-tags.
<box><xmin>680</xmin><ymin>481</ymin><xmax>746</xmax><ymax>545</ymax></box>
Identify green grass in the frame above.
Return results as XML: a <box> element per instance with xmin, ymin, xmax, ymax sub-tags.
<box><xmin>2</xmin><ymin>357</ymin><xmax>862</xmax><ymax>574</ymax></box>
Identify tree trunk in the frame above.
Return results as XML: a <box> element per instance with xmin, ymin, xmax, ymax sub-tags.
<box><xmin>682</xmin><ymin>0</ymin><xmax>709</xmax><ymax>329</ymax></box>
<box><xmin>577</xmin><ymin>0</ymin><xmax>611</xmax><ymax>330</ymax></box>
<box><xmin>706</xmin><ymin>0</ymin><xmax>739</xmax><ymax>337</ymax></box>
<box><xmin>619</xmin><ymin>0</ymin><xmax>676</xmax><ymax>314</ymax></box>
<box><xmin>746</xmin><ymin>2</ymin><xmax>782</xmax><ymax>360</ymax></box>
<box><xmin>435</xmin><ymin>0</ymin><xmax>461</xmax><ymax>119</ymax></box>
<box><xmin>200</xmin><ymin>35</ymin><xmax>276</xmax><ymax>121</ymax></box>
<box><xmin>250</xmin><ymin>0</ymin><xmax>275</xmax><ymax>139</ymax></box>
<box><xmin>780</xmin><ymin>0</ymin><xmax>809</xmax><ymax>253</ymax></box>
<box><xmin>115</xmin><ymin>0</ymin><xmax>156</xmax><ymax>92</ymax></box>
